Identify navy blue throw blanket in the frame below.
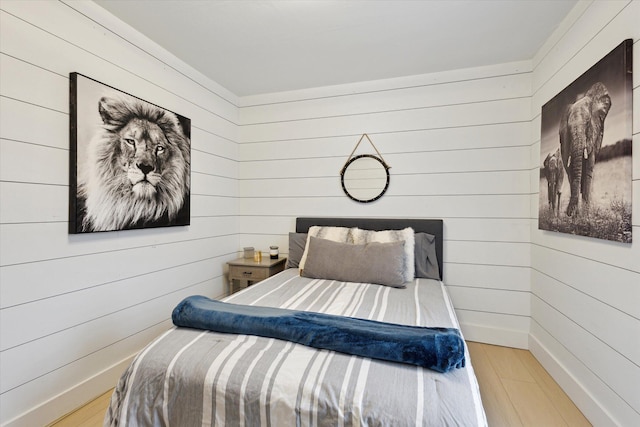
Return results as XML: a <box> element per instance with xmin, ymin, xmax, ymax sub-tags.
<box><xmin>172</xmin><ymin>295</ymin><xmax>465</xmax><ymax>373</ymax></box>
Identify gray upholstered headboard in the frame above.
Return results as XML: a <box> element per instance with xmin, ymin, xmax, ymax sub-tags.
<box><xmin>295</xmin><ymin>217</ymin><xmax>443</xmax><ymax>281</ymax></box>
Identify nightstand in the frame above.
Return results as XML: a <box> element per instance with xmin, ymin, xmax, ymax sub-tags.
<box><xmin>227</xmin><ymin>256</ymin><xmax>287</xmax><ymax>294</ymax></box>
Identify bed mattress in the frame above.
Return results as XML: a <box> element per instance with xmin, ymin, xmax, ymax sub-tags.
<box><xmin>105</xmin><ymin>269</ymin><xmax>486</xmax><ymax>426</ymax></box>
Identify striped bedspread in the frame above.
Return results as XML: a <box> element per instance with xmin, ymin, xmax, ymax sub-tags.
<box><xmin>105</xmin><ymin>269</ymin><xmax>487</xmax><ymax>426</ymax></box>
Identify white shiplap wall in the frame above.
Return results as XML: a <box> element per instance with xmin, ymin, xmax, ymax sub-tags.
<box><xmin>529</xmin><ymin>1</ymin><xmax>639</xmax><ymax>425</ymax></box>
<box><xmin>2</xmin><ymin>0</ymin><xmax>637</xmax><ymax>425</ymax></box>
<box><xmin>237</xmin><ymin>61</ymin><xmax>534</xmax><ymax>349</ymax></box>
<box><xmin>0</xmin><ymin>1</ymin><xmax>239</xmax><ymax>425</ymax></box>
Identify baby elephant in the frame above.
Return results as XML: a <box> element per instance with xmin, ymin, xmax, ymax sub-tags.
<box><xmin>544</xmin><ymin>148</ymin><xmax>564</xmax><ymax>216</ymax></box>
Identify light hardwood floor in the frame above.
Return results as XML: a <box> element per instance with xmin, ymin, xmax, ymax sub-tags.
<box><xmin>467</xmin><ymin>342</ymin><xmax>590</xmax><ymax>426</ymax></box>
<box><xmin>50</xmin><ymin>342</ymin><xmax>590</xmax><ymax>426</ymax></box>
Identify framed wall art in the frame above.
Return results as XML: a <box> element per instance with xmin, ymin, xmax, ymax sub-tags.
<box><xmin>539</xmin><ymin>39</ymin><xmax>633</xmax><ymax>243</ymax></box>
<box><xmin>69</xmin><ymin>73</ymin><xmax>191</xmax><ymax>234</ymax></box>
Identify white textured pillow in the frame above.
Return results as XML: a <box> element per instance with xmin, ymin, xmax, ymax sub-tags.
<box><xmin>351</xmin><ymin>227</ymin><xmax>415</xmax><ymax>281</ymax></box>
<box><xmin>298</xmin><ymin>226</ymin><xmax>354</xmax><ymax>272</ymax></box>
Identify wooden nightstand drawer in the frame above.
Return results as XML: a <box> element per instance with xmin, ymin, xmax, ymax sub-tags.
<box><xmin>226</xmin><ymin>256</ymin><xmax>287</xmax><ymax>295</ymax></box>
<box><xmin>229</xmin><ymin>265</ymin><xmax>269</xmax><ymax>281</ymax></box>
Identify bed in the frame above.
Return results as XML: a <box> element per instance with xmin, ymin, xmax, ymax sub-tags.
<box><xmin>105</xmin><ymin>217</ymin><xmax>486</xmax><ymax>426</ymax></box>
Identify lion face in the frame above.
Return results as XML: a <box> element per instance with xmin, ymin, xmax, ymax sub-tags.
<box><xmin>119</xmin><ymin>118</ymin><xmax>169</xmax><ymax>199</ymax></box>
<box><xmin>78</xmin><ymin>95</ymin><xmax>190</xmax><ymax>232</ymax></box>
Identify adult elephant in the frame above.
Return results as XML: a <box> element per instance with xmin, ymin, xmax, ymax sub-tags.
<box><xmin>543</xmin><ymin>148</ymin><xmax>564</xmax><ymax>216</ymax></box>
<box><xmin>559</xmin><ymin>82</ymin><xmax>611</xmax><ymax>216</ymax></box>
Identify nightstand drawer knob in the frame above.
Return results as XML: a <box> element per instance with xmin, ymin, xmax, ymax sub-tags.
<box><xmin>242</xmin><ymin>271</ymin><xmax>253</xmax><ymax>276</ymax></box>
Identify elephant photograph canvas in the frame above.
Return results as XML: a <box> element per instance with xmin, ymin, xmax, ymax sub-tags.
<box><xmin>539</xmin><ymin>39</ymin><xmax>632</xmax><ymax>243</ymax></box>
<box><xmin>69</xmin><ymin>73</ymin><xmax>191</xmax><ymax>234</ymax></box>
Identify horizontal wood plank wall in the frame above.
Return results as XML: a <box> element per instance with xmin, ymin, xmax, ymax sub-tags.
<box><xmin>0</xmin><ymin>1</ymin><xmax>240</xmax><ymax>425</ymax></box>
<box><xmin>529</xmin><ymin>1</ymin><xmax>640</xmax><ymax>425</ymax></box>
<box><xmin>238</xmin><ymin>62</ymin><xmax>533</xmax><ymax>349</ymax></box>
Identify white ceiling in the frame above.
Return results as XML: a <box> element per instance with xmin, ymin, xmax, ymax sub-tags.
<box><xmin>94</xmin><ymin>0</ymin><xmax>577</xmax><ymax>97</ymax></box>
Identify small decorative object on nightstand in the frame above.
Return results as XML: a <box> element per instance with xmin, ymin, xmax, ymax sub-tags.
<box><xmin>227</xmin><ymin>256</ymin><xmax>287</xmax><ymax>295</ymax></box>
<box><xmin>243</xmin><ymin>247</ymin><xmax>254</xmax><ymax>259</ymax></box>
<box><xmin>269</xmin><ymin>246</ymin><xmax>279</xmax><ymax>259</ymax></box>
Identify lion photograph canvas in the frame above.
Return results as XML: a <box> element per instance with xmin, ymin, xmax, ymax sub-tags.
<box><xmin>538</xmin><ymin>40</ymin><xmax>632</xmax><ymax>243</ymax></box>
<box><xmin>69</xmin><ymin>73</ymin><xmax>191</xmax><ymax>234</ymax></box>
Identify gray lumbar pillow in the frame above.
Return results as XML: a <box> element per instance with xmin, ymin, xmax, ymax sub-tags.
<box><xmin>300</xmin><ymin>236</ymin><xmax>407</xmax><ymax>288</ymax></box>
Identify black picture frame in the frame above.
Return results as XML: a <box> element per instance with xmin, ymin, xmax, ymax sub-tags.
<box><xmin>538</xmin><ymin>40</ymin><xmax>633</xmax><ymax>243</ymax></box>
<box><xmin>69</xmin><ymin>73</ymin><xmax>191</xmax><ymax>234</ymax></box>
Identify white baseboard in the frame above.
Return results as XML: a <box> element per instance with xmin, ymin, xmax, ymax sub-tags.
<box><xmin>460</xmin><ymin>322</ymin><xmax>529</xmax><ymax>349</ymax></box>
<box><xmin>528</xmin><ymin>334</ymin><xmax>615</xmax><ymax>426</ymax></box>
<box><xmin>3</xmin><ymin>355</ymin><xmax>134</xmax><ymax>427</ymax></box>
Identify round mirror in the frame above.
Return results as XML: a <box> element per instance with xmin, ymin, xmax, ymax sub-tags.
<box><xmin>340</xmin><ymin>154</ymin><xmax>390</xmax><ymax>203</ymax></box>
